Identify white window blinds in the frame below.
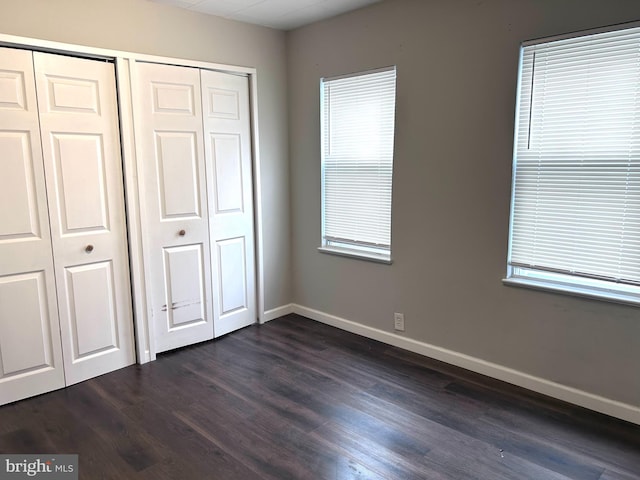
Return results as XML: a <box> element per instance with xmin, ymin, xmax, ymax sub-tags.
<box><xmin>321</xmin><ymin>67</ymin><xmax>397</xmax><ymax>257</ymax></box>
<box><xmin>509</xmin><ymin>26</ymin><xmax>640</xmax><ymax>286</ymax></box>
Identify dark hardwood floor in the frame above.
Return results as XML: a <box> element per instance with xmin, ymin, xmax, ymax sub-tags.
<box><xmin>1</xmin><ymin>314</ymin><xmax>639</xmax><ymax>479</ymax></box>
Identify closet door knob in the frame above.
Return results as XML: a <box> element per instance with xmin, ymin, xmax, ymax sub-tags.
<box><xmin>85</xmin><ymin>245</ymin><xmax>94</xmax><ymax>253</ymax></box>
<box><xmin>178</xmin><ymin>229</ymin><xmax>186</xmax><ymax>236</ymax></box>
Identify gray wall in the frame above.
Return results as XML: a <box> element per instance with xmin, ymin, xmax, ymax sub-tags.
<box><xmin>287</xmin><ymin>0</ymin><xmax>640</xmax><ymax>406</ymax></box>
<box><xmin>0</xmin><ymin>0</ymin><xmax>291</xmax><ymax>311</ymax></box>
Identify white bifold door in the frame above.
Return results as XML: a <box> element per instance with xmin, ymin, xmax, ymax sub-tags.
<box><xmin>0</xmin><ymin>48</ymin><xmax>135</xmax><ymax>405</ymax></box>
<box><xmin>0</xmin><ymin>48</ymin><xmax>66</xmax><ymax>405</ymax></box>
<box><xmin>201</xmin><ymin>69</ymin><xmax>256</xmax><ymax>338</ymax></box>
<box><xmin>135</xmin><ymin>62</ymin><xmax>256</xmax><ymax>353</ymax></box>
<box><xmin>33</xmin><ymin>52</ymin><xmax>135</xmax><ymax>385</ymax></box>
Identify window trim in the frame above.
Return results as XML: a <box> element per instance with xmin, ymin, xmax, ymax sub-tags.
<box><xmin>318</xmin><ymin>245</ymin><xmax>393</xmax><ymax>264</ymax></box>
<box><xmin>521</xmin><ymin>20</ymin><xmax>640</xmax><ymax>48</ymax></box>
<box><xmin>503</xmin><ymin>266</ymin><xmax>640</xmax><ymax>307</ymax></box>
<box><xmin>504</xmin><ymin>21</ymin><xmax>640</xmax><ymax>307</ymax></box>
<box><xmin>319</xmin><ymin>66</ymin><xmax>396</xmax><ymax>264</ymax></box>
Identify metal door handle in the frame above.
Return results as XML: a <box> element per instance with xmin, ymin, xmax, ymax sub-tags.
<box><xmin>178</xmin><ymin>229</ymin><xmax>186</xmax><ymax>236</ymax></box>
<box><xmin>85</xmin><ymin>245</ymin><xmax>94</xmax><ymax>253</ymax></box>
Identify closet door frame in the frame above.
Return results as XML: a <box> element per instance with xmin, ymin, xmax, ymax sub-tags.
<box><xmin>0</xmin><ymin>33</ymin><xmax>266</xmax><ymax>364</ymax></box>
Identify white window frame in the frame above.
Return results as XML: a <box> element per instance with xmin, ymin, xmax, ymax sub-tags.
<box><xmin>504</xmin><ymin>22</ymin><xmax>640</xmax><ymax>307</ymax></box>
<box><xmin>319</xmin><ymin>66</ymin><xmax>397</xmax><ymax>264</ymax></box>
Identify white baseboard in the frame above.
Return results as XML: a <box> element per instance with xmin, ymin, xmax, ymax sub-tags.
<box><xmin>260</xmin><ymin>304</ymin><xmax>294</xmax><ymax>324</ymax></box>
<box><xmin>291</xmin><ymin>304</ymin><xmax>640</xmax><ymax>426</ymax></box>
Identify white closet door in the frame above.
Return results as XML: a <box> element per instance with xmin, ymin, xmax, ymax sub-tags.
<box><xmin>33</xmin><ymin>52</ymin><xmax>135</xmax><ymax>385</ymax></box>
<box><xmin>0</xmin><ymin>48</ymin><xmax>66</xmax><ymax>404</ymax></box>
<box><xmin>201</xmin><ymin>70</ymin><xmax>256</xmax><ymax>337</ymax></box>
<box><xmin>135</xmin><ymin>62</ymin><xmax>214</xmax><ymax>353</ymax></box>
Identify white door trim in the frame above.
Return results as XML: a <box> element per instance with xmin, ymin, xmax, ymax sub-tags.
<box><xmin>116</xmin><ymin>57</ymin><xmax>156</xmax><ymax>363</ymax></box>
<box><xmin>0</xmin><ymin>32</ymin><xmax>267</xmax><ymax>363</ymax></box>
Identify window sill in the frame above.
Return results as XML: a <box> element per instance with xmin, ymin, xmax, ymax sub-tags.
<box><xmin>502</xmin><ymin>277</ymin><xmax>640</xmax><ymax>307</ymax></box>
<box><xmin>318</xmin><ymin>246</ymin><xmax>392</xmax><ymax>265</ymax></box>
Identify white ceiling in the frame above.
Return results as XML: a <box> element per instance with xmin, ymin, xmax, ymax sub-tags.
<box><xmin>150</xmin><ymin>0</ymin><xmax>382</xmax><ymax>30</ymax></box>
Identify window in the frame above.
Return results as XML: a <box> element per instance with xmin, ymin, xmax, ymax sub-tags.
<box><xmin>320</xmin><ymin>67</ymin><xmax>397</xmax><ymax>263</ymax></box>
<box><xmin>505</xmin><ymin>24</ymin><xmax>640</xmax><ymax>305</ymax></box>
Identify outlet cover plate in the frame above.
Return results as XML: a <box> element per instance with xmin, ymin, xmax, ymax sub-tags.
<box><xmin>394</xmin><ymin>312</ymin><xmax>405</xmax><ymax>331</ymax></box>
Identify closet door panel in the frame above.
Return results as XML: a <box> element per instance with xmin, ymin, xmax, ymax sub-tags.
<box><xmin>163</xmin><ymin>244</ymin><xmax>207</xmax><ymax>327</ymax></box>
<box><xmin>50</xmin><ymin>133</ymin><xmax>109</xmax><ymax>233</ymax></box>
<box><xmin>0</xmin><ymin>47</ymin><xmax>65</xmax><ymax>405</ymax></box>
<box><xmin>64</xmin><ymin>262</ymin><xmax>119</xmax><ymax>359</ymax></box>
<box><xmin>210</xmin><ymin>133</ymin><xmax>243</xmax><ymax>213</ymax></box>
<box><xmin>0</xmin><ymin>273</ymin><xmax>54</xmax><ymax>375</ymax></box>
<box><xmin>155</xmin><ymin>131</ymin><xmax>201</xmax><ymax>218</ymax></box>
<box><xmin>0</xmin><ymin>132</ymin><xmax>39</xmax><ymax>239</ymax></box>
<box><xmin>201</xmin><ymin>70</ymin><xmax>256</xmax><ymax>337</ymax></box>
<box><xmin>0</xmin><ymin>272</ymin><xmax>63</xmax><ymax>404</ymax></box>
<box><xmin>135</xmin><ymin>62</ymin><xmax>213</xmax><ymax>353</ymax></box>
<box><xmin>216</xmin><ymin>237</ymin><xmax>248</xmax><ymax>315</ymax></box>
<box><xmin>34</xmin><ymin>52</ymin><xmax>134</xmax><ymax>385</ymax></box>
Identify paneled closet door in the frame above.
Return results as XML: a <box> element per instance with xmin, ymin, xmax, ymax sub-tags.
<box><xmin>201</xmin><ymin>70</ymin><xmax>256</xmax><ymax>337</ymax></box>
<box><xmin>135</xmin><ymin>62</ymin><xmax>214</xmax><ymax>353</ymax></box>
<box><xmin>0</xmin><ymin>48</ymin><xmax>66</xmax><ymax>404</ymax></box>
<box><xmin>33</xmin><ymin>52</ymin><xmax>135</xmax><ymax>385</ymax></box>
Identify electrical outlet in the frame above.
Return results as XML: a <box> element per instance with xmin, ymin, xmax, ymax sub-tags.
<box><xmin>394</xmin><ymin>312</ymin><xmax>405</xmax><ymax>331</ymax></box>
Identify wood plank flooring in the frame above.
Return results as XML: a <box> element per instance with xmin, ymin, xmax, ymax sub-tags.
<box><xmin>1</xmin><ymin>314</ymin><xmax>638</xmax><ymax>479</ymax></box>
